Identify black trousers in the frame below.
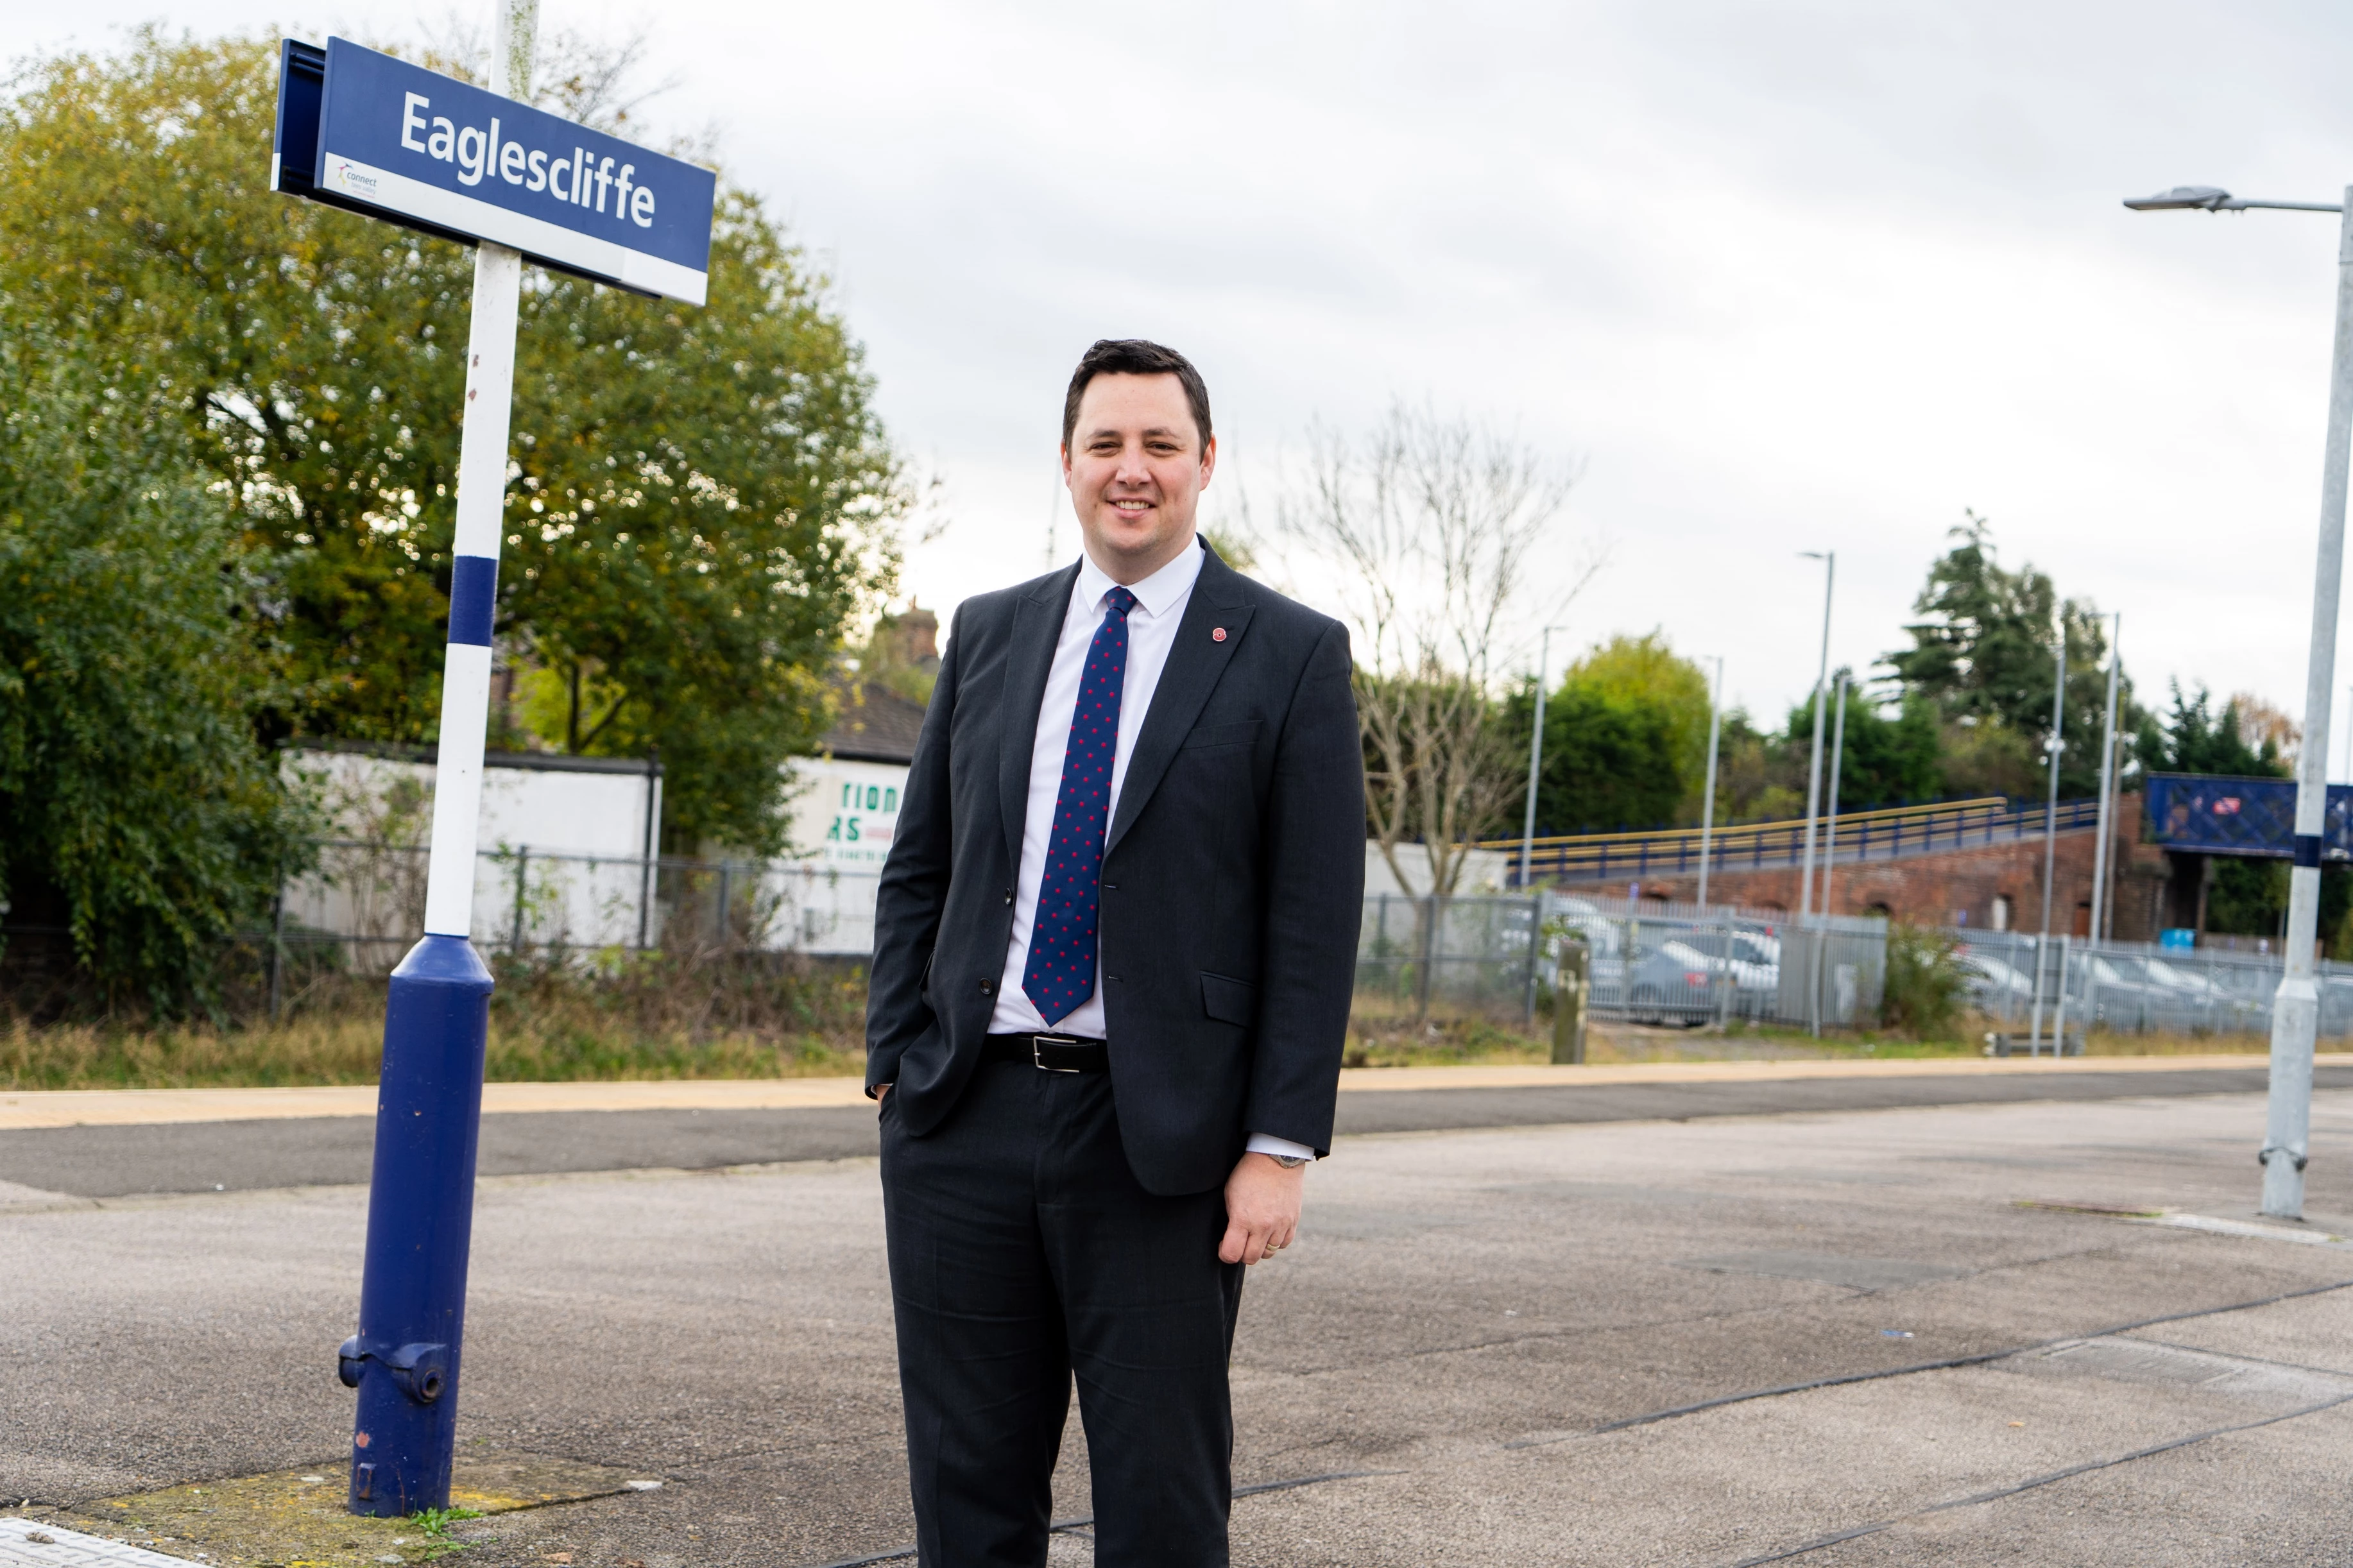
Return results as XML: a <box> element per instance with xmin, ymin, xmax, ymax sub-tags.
<box><xmin>880</xmin><ymin>1059</ymin><xmax>1245</xmax><ymax>1567</ymax></box>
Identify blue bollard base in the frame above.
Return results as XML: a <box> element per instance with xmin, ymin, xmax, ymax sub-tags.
<box><xmin>347</xmin><ymin>933</ymin><xmax>495</xmax><ymax>1517</ymax></box>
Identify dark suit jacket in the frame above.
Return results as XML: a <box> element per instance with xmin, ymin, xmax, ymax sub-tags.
<box><xmin>864</xmin><ymin>543</ymin><xmax>1365</xmax><ymax>1195</ymax></box>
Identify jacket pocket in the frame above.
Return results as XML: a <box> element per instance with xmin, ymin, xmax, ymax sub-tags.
<box><xmin>1179</xmin><ymin>719</ymin><xmax>1261</xmax><ymax>751</ymax></box>
<box><xmin>1200</xmin><ymin>971</ymin><xmax>1260</xmax><ymax>1027</ymax></box>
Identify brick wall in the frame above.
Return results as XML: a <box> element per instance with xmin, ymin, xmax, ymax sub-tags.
<box><xmin>1614</xmin><ymin>794</ymin><xmax>2168</xmax><ymax>939</ymax></box>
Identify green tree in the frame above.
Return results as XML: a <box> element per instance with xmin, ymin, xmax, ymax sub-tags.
<box><xmin>0</xmin><ymin>31</ymin><xmax>903</xmax><ymax>853</ymax></box>
<box><xmin>1508</xmin><ymin>633</ymin><xmax>1710</xmax><ymax>833</ymax></box>
<box><xmin>1883</xmin><ymin>513</ymin><xmax>2139</xmax><ymax>797</ymax></box>
<box><xmin>2160</xmin><ymin>684</ymin><xmax>2285</xmax><ymax>778</ymax></box>
<box><xmin>0</xmin><ymin>328</ymin><xmax>314</xmax><ymax>1007</ymax></box>
<box><xmin>1781</xmin><ymin>679</ymin><xmax>1943</xmax><ymax>813</ymax></box>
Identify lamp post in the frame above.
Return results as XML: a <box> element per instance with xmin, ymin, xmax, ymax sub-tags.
<box><xmin>1696</xmin><ymin>654</ymin><xmax>1731</xmax><ymax>1028</ymax></box>
<box><xmin>2089</xmin><ymin>615</ymin><xmax>2123</xmax><ymax>945</ymax></box>
<box><xmin>1811</xmin><ymin>672</ymin><xmax>1850</xmax><ymax>1034</ymax></box>
<box><xmin>1796</xmin><ymin>552</ymin><xmax>1835</xmax><ymax>928</ymax></box>
<box><xmin>2030</xmin><ymin>624</ymin><xmax>2066</xmax><ymax>1053</ymax></box>
<box><xmin>1518</xmin><ymin>624</ymin><xmax>1575</xmax><ymax>891</ymax></box>
<box><xmin>2126</xmin><ymin>182</ymin><xmax>2353</xmax><ymax>1218</ymax></box>
<box><xmin>1696</xmin><ymin>655</ymin><xmax>1725</xmax><ymax>913</ymax></box>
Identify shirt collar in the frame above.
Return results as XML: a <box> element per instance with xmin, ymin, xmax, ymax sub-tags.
<box><xmin>1074</xmin><ymin>535</ymin><xmax>1206</xmax><ymax>622</ymax></box>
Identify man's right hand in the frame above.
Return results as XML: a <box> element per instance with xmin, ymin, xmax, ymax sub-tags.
<box><xmin>876</xmin><ymin>1084</ymin><xmax>892</xmax><ymax>1103</ymax></box>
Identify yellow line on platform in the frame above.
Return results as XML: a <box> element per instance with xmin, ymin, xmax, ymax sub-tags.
<box><xmin>0</xmin><ymin>1077</ymin><xmax>875</xmax><ymax>1129</ymax></box>
<box><xmin>1</xmin><ymin>1053</ymin><xmax>2343</xmax><ymax>1129</ymax></box>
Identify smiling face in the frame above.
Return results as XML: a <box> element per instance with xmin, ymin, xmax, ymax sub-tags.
<box><xmin>1062</xmin><ymin>372</ymin><xmax>1217</xmax><ymax>584</ymax></box>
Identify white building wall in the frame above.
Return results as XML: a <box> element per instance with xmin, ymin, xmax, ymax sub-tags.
<box><xmin>286</xmin><ymin>748</ymin><xmax>658</xmax><ymax>951</ymax></box>
<box><xmin>1363</xmin><ymin>842</ymin><xmax>1512</xmax><ymax>898</ymax></box>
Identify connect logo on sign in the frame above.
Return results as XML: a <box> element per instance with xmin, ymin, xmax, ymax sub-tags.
<box><xmin>330</xmin><ymin>160</ymin><xmax>379</xmax><ymax>197</ymax></box>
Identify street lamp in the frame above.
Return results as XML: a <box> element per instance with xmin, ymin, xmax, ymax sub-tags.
<box><xmin>2126</xmin><ymin>182</ymin><xmax>2352</xmax><ymax>1219</ymax></box>
<box><xmin>1518</xmin><ymin>624</ymin><xmax>1576</xmax><ymax>891</ymax></box>
<box><xmin>2123</xmin><ymin>185</ymin><xmax>2342</xmax><ymax>214</ymax></box>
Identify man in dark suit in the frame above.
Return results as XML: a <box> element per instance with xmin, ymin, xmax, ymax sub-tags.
<box><xmin>865</xmin><ymin>338</ymin><xmax>1364</xmax><ymax>1566</ymax></box>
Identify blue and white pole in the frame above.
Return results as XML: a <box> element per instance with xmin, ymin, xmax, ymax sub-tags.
<box><xmin>338</xmin><ymin>0</ymin><xmax>536</xmax><ymax>1517</ymax></box>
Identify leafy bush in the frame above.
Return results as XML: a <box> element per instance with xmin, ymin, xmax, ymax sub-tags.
<box><xmin>1879</xmin><ymin>921</ymin><xmax>1968</xmax><ymax>1039</ymax></box>
<box><xmin>0</xmin><ymin>330</ymin><xmax>314</xmax><ymax>1010</ymax></box>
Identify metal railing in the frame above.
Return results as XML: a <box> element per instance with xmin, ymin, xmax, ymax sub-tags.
<box><xmin>1955</xmin><ymin>930</ymin><xmax>2353</xmax><ymax>1041</ymax></box>
<box><xmin>1487</xmin><ymin>796</ymin><xmax>2103</xmax><ymax>887</ymax></box>
<box><xmin>1355</xmin><ymin>891</ymin><xmax>1888</xmax><ymax>1030</ymax></box>
<box><xmin>254</xmin><ymin>840</ymin><xmax>2353</xmax><ymax>1041</ymax></box>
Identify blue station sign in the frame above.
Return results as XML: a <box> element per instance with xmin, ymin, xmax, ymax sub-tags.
<box><xmin>272</xmin><ymin>38</ymin><xmax>716</xmax><ymax>306</ymax></box>
<box><xmin>2144</xmin><ymin>772</ymin><xmax>2353</xmax><ymax>861</ymax></box>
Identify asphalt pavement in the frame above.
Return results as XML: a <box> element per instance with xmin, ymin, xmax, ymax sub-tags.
<box><xmin>6</xmin><ymin>1062</ymin><xmax>2346</xmax><ymax>1198</ymax></box>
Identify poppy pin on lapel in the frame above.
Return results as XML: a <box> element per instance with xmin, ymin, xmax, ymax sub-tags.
<box><xmin>1212</xmin><ymin>627</ymin><xmax>1227</xmax><ymax>642</ymax></box>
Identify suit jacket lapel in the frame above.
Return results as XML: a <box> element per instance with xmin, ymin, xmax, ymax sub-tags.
<box><xmin>1104</xmin><ymin>551</ymin><xmax>1255</xmax><ymax>858</ymax></box>
<box><xmin>998</xmin><ymin>563</ymin><xmax>1080</xmax><ymax>877</ymax></box>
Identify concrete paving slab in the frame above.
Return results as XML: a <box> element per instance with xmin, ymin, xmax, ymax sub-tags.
<box><xmin>1803</xmin><ymin>1400</ymin><xmax>2353</xmax><ymax>1567</ymax></box>
<box><xmin>8</xmin><ymin>1090</ymin><xmax>2353</xmax><ymax>1564</ymax></box>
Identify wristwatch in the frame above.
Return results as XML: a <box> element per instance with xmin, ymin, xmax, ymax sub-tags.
<box><xmin>1269</xmin><ymin>1154</ymin><xmax>1310</xmax><ymax>1170</ymax></box>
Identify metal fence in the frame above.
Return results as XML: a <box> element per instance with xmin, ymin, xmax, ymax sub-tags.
<box><xmin>279</xmin><ymin>840</ymin><xmax>883</xmax><ymax>975</ymax></box>
<box><xmin>265</xmin><ymin>842</ymin><xmax>2353</xmax><ymax>1041</ymax></box>
<box><xmin>1355</xmin><ymin>891</ymin><xmax>1888</xmax><ymax>1030</ymax></box>
<box><xmin>1953</xmin><ymin>930</ymin><xmax>2353</xmax><ymax>1041</ymax></box>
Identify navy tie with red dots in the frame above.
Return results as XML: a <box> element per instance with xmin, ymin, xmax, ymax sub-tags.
<box><xmin>1023</xmin><ymin>586</ymin><xmax>1138</xmax><ymax>1025</ymax></box>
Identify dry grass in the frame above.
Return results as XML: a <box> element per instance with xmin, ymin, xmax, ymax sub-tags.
<box><xmin>1</xmin><ymin>952</ymin><xmax>868</xmax><ymax>1091</ymax></box>
<box><xmin>0</xmin><ymin>973</ymin><xmax>2289</xmax><ymax>1093</ymax></box>
<box><xmin>1342</xmin><ymin>1013</ymin><xmax>1551</xmax><ymax>1068</ymax></box>
<box><xmin>0</xmin><ymin>1012</ymin><xmax>866</xmax><ymax>1091</ymax></box>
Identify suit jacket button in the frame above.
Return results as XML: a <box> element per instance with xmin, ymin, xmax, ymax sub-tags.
<box><xmin>979</xmin><ymin>980</ymin><xmax>994</xmax><ymax>995</ymax></box>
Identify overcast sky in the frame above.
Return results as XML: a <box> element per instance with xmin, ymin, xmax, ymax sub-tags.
<box><xmin>15</xmin><ymin>1</ymin><xmax>2353</xmax><ymax>754</ymax></box>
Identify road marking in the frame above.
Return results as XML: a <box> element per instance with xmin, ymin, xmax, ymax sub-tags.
<box><xmin>2139</xmin><ymin>1211</ymin><xmax>2350</xmax><ymax>1247</ymax></box>
<box><xmin>0</xmin><ymin>1519</ymin><xmax>194</xmax><ymax>1567</ymax></box>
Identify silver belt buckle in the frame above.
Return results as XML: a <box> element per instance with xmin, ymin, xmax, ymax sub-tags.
<box><xmin>1032</xmin><ymin>1033</ymin><xmax>1083</xmax><ymax>1073</ymax></box>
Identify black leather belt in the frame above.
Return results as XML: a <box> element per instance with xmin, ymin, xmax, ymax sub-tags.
<box><xmin>982</xmin><ymin>1032</ymin><xmax>1109</xmax><ymax>1073</ymax></box>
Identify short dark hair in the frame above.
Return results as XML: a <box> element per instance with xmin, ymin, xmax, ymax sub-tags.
<box><xmin>1061</xmin><ymin>339</ymin><xmax>1213</xmax><ymax>451</ymax></box>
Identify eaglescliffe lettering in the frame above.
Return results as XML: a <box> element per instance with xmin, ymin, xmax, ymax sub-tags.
<box><xmin>398</xmin><ymin>90</ymin><xmax>656</xmax><ymax>228</ymax></box>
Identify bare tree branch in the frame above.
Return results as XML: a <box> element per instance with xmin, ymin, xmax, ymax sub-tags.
<box><xmin>413</xmin><ymin>12</ymin><xmax>680</xmax><ymax>135</ymax></box>
<box><xmin>1278</xmin><ymin>403</ymin><xmax>1599</xmax><ymax>906</ymax></box>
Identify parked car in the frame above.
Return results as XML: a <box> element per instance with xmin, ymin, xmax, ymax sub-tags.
<box><xmin>1955</xmin><ymin>946</ymin><xmax>2035</xmax><ymax>1010</ymax></box>
<box><xmin>1625</xmin><ymin>933</ymin><xmax>1779</xmax><ymax>1025</ymax></box>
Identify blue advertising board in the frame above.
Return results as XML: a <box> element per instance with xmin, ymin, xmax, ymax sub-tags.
<box><xmin>272</xmin><ymin>38</ymin><xmax>715</xmax><ymax>305</ymax></box>
<box><xmin>2144</xmin><ymin>772</ymin><xmax>2353</xmax><ymax>860</ymax></box>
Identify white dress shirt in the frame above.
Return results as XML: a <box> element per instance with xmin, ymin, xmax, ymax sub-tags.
<box><xmin>988</xmin><ymin>538</ymin><xmax>1316</xmax><ymax>1163</ymax></box>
